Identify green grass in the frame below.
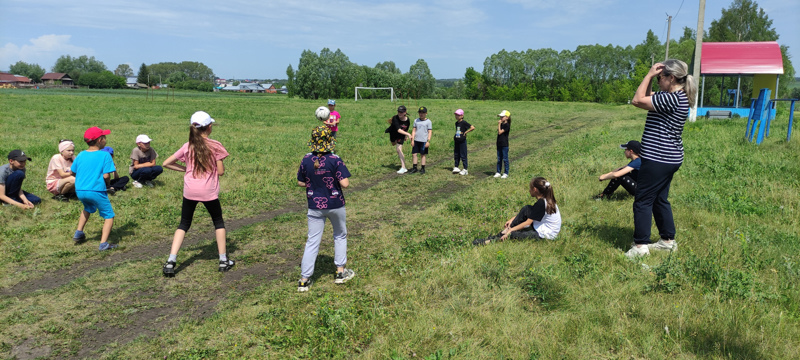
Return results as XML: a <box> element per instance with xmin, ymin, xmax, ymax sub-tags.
<box><xmin>1</xmin><ymin>88</ymin><xmax>799</xmax><ymax>359</ymax></box>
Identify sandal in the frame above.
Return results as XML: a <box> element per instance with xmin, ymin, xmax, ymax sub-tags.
<box><xmin>163</xmin><ymin>261</ymin><xmax>176</xmax><ymax>277</ymax></box>
<box><xmin>472</xmin><ymin>237</ymin><xmax>492</xmax><ymax>246</ymax></box>
<box><xmin>219</xmin><ymin>259</ymin><xmax>235</xmax><ymax>272</ymax></box>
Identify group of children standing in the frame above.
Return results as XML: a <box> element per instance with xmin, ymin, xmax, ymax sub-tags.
<box><xmin>387</xmin><ymin>106</ymin><xmax>512</xmax><ymax>178</ymax></box>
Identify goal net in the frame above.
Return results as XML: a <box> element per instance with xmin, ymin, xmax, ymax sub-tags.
<box><xmin>355</xmin><ymin>87</ymin><xmax>394</xmax><ymax>102</ymax></box>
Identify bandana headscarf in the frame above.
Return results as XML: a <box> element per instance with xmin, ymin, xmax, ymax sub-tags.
<box><xmin>308</xmin><ymin>125</ymin><xmax>335</xmax><ymax>153</ymax></box>
<box><xmin>58</xmin><ymin>141</ymin><xmax>74</xmax><ymax>153</ymax></box>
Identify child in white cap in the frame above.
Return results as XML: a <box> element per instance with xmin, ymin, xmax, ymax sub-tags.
<box><xmin>130</xmin><ymin>134</ymin><xmax>163</xmax><ymax>188</ymax></box>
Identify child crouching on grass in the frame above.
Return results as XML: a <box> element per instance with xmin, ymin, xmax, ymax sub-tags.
<box><xmin>161</xmin><ymin>111</ymin><xmax>232</xmax><ymax>277</ymax></box>
<box><xmin>473</xmin><ymin>177</ymin><xmax>561</xmax><ymax>245</ymax></box>
<box><xmin>296</xmin><ymin>124</ymin><xmax>354</xmax><ymax>292</ymax></box>
<box><xmin>46</xmin><ymin>140</ymin><xmax>76</xmax><ymax>202</ymax></box>
<box><xmin>71</xmin><ymin>127</ymin><xmax>117</xmax><ymax>250</ymax></box>
<box><xmin>100</xmin><ymin>147</ymin><xmax>130</xmax><ymax>193</ymax></box>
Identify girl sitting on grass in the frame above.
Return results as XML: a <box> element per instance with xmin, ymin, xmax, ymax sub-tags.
<box><xmin>161</xmin><ymin>111</ymin><xmax>233</xmax><ymax>277</ymax></box>
<box><xmin>473</xmin><ymin>177</ymin><xmax>561</xmax><ymax>245</ymax></box>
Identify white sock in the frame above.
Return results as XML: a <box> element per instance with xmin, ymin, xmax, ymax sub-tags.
<box><xmin>168</xmin><ymin>254</ymin><xmax>177</xmax><ymax>263</ymax></box>
<box><xmin>219</xmin><ymin>253</ymin><xmax>227</xmax><ymax>262</ymax></box>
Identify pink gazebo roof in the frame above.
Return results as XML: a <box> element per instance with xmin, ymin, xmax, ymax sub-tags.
<box><xmin>700</xmin><ymin>41</ymin><xmax>783</xmax><ymax>75</ymax></box>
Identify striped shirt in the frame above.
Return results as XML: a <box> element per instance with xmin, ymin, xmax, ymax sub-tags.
<box><xmin>641</xmin><ymin>90</ymin><xmax>688</xmax><ymax>164</ymax></box>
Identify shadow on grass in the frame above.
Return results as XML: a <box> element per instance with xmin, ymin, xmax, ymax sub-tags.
<box><xmin>572</xmin><ymin>223</ymin><xmax>631</xmax><ymax>250</ymax></box>
<box><xmin>310</xmin><ymin>255</ymin><xmax>338</xmax><ymax>283</ymax></box>
<box><xmin>174</xmin><ymin>237</ymin><xmax>240</xmax><ymax>274</ymax></box>
<box><xmin>684</xmin><ymin>327</ymin><xmax>765</xmax><ymax>360</ymax></box>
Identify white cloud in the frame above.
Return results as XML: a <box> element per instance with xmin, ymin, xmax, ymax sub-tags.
<box><xmin>0</xmin><ymin>34</ymin><xmax>93</xmax><ymax>69</ymax></box>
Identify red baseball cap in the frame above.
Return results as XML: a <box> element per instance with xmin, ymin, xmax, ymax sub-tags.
<box><xmin>84</xmin><ymin>126</ymin><xmax>111</xmax><ymax>141</ymax></box>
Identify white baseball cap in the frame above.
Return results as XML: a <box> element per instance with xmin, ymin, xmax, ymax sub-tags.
<box><xmin>135</xmin><ymin>134</ymin><xmax>152</xmax><ymax>143</ymax></box>
<box><xmin>190</xmin><ymin>111</ymin><xmax>216</xmax><ymax>128</ymax></box>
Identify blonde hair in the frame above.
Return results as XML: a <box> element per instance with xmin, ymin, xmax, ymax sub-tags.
<box><xmin>662</xmin><ymin>59</ymin><xmax>698</xmax><ymax>107</ymax></box>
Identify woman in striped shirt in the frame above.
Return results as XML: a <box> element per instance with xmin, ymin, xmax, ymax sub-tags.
<box><xmin>626</xmin><ymin>59</ymin><xmax>697</xmax><ymax>259</ymax></box>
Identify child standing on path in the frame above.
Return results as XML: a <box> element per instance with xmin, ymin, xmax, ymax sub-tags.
<box><xmin>1</xmin><ymin>150</ymin><xmax>41</xmax><ymax>209</ymax></box>
<box><xmin>494</xmin><ymin>110</ymin><xmax>511</xmax><ymax>179</ymax></box>
<box><xmin>452</xmin><ymin>109</ymin><xmax>475</xmax><ymax>176</ymax></box>
<box><xmin>409</xmin><ymin>106</ymin><xmax>433</xmax><ymax>174</ymax></box>
<box><xmin>595</xmin><ymin>140</ymin><xmax>641</xmax><ymax>200</ymax></box>
<box><xmin>296</xmin><ymin>124</ymin><xmax>354</xmax><ymax>292</ymax></box>
<box><xmin>388</xmin><ymin>105</ymin><xmax>412</xmax><ymax>174</ymax></box>
<box><xmin>71</xmin><ymin>127</ymin><xmax>117</xmax><ymax>250</ymax></box>
<box><xmin>161</xmin><ymin>111</ymin><xmax>233</xmax><ymax>277</ymax></box>
<box><xmin>46</xmin><ymin>140</ymin><xmax>76</xmax><ymax>201</ymax></box>
<box><xmin>473</xmin><ymin>177</ymin><xmax>561</xmax><ymax>245</ymax></box>
<box><xmin>130</xmin><ymin>134</ymin><xmax>163</xmax><ymax>188</ymax></box>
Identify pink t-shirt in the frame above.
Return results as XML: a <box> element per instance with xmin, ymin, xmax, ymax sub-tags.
<box><xmin>328</xmin><ymin>110</ymin><xmax>340</xmax><ymax>132</ymax></box>
<box><xmin>172</xmin><ymin>138</ymin><xmax>229</xmax><ymax>201</ymax></box>
<box><xmin>46</xmin><ymin>153</ymin><xmax>72</xmax><ymax>185</ymax></box>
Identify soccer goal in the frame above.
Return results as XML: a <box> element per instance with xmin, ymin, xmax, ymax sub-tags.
<box><xmin>354</xmin><ymin>87</ymin><xmax>394</xmax><ymax>102</ymax></box>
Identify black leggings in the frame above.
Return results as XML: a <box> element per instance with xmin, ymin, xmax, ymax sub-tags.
<box><xmin>178</xmin><ymin>197</ymin><xmax>225</xmax><ymax>231</ymax></box>
<box><xmin>602</xmin><ymin>175</ymin><xmax>637</xmax><ymax>196</ymax></box>
<box><xmin>508</xmin><ymin>205</ymin><xmax>543</xmax><ymax>240</ymax></box>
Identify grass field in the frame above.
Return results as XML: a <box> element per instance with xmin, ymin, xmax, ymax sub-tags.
<box><xmin>1</xmin><ymin>89</ymin><xmax>799</xmax><ymax>359</ymax></box>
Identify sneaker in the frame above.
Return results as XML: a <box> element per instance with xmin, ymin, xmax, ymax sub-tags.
<box><xmin>298</xmin><ymin>278</ymin><xmax>313</xmax><ymax>292</ymax></box>
<box><xmin>98</xmin><ymin>242</ymin><xmax>118</xmax><ymax>251</ymax></box>
<box><xmin>144</xmin><ymin>180</ymin><xmax>155</xmax><ymax>188</ymax></box>
<box><xmin>53</xmin><ymin>194</ymin><xmax>69</xmax><ymax>202</ymax></box>
<box><xmin>73</xmin><ymin>231</ymin><xmax>86</xmax><ymax>243</ymax></box>
<box><xmin>452</xmin><ymin>167</ymin><xmax>461</xmax><ymax>173</ymax></box>
<box><xmin>593</xmin><ymin>193</ymin><xmax>605</xmax><ymax>200</ymax></box>
<box><xmin>493</xmin><ymin>173</ymin><xmax>502</xmax><ymax>178</ymax></box>
<box><xmin>625</xmin><ymin>244</ymin><xmax>650</xmax><ymax>259</ymax></box>
<box><xmin>420</xmin><ymin>168</ymin><xmax>426</xmax><ymax>174</ymax></box>
<box><xmin>397</xmin><ymin>167</ymin><xmax>408</xmax><ymax>174</ymax></box>
<box><xmin>218</xmin><ymin>259</ymin><xmax>235</xmax><ymax>272</ymax></box>
<box><xmin>501</xmin><ymin>174</ymin><xmax>508</xmax><ymax>179</ymax></box>
<box><xmin>335</xmin><ymin>269</ymin><xmax>356</xmax><ymax>284</ymax></box>
<box><xmin>408</xmin><ymin>167</ymin><xmax>418</xmax><ymax>174</ymax></box>
<box><xmin>107</xmin><ymin>188</ymin><xmax>116</xmax><ymax>195</ymax></box>
<box><xmin>648</xmin><ymin>239</ymin><xmax>677</xmax><ymax>252</ymax></box>
<box><xmin>459</xmin><ymin>169</ymin><xmax>468</xmax><ymax>176</ymax></box>
<box><xmin>162</xmin><ymin>261</ymin><xmax>176</xmax><ymax>277</ymax></box>
<box><xmin>132</xmin><ymin>180</ymin><xmax>143</xmax><ymax>188</ymax></box>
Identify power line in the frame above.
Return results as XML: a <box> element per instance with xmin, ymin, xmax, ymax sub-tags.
<box><xmin>672</xmin><ymin>0</ymin><xmax>685</xmax><ymax>20</ymax></box>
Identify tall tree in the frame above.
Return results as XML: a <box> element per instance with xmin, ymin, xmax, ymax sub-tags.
<box><xmin>137</xmin><ymin>63</ymin><xmax>149</xmax><ymax>85</ymax></box>
<box><xmin>8</xmin><ymin>61</ymin><xmax>45</xmax><ymax>82</ymax></box>
<box><xmin>285</xmin><ymin>65</ymin><xmax>295</xmax><ymax>97</ymax></box>
<box><xmin>406</xmin><ymin>59</ymin><xmax>435</xmax><ymax>99</ymax></box>
<box><xmin>114</xmin><ymin>64</ymin><xmax>134</xmax><ymax>77</ymax></box>
<box><xmin>708</xmin><ymin>0</ymin><xmax>777</xmax><ymax>42</ymax></box>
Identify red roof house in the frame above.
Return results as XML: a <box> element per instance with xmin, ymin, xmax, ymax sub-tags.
<box><xmin>41</xmin><ymin>72</ymin><xmax>74</xmax><ymax>85</ymax></box>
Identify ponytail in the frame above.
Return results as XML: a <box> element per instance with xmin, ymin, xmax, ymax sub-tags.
<box><xmin>188</xmin><ymin>125</ymin><xmax>213</xmax><ymax>178</ymax></box>
<box><xmin>530</xmin><ymin>177</ymin><xmax>558</xmax><ymax>215</ymax></box>
<box><xmin>663</xmin><ymin>59</ymin><xmax>698</xmax><ymax>107</ymax></box>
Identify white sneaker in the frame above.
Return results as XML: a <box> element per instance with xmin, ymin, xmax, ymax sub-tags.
<box><xmin>625</xmin><ymin>244</ymin><xmax>650</xmax><ymax>259</ymax></box>
<box><xmin>501</xmin><ymin>174</ymin><xmax>508</xmax><ymax>179</ymax></box>
<box><xmin>452</xmin><ymin>167</ymin><xmax>460</xmax><ymax>173</ymax></box>
<box><xmin>132</xmin><ymin>180</ymin><xmax>143</xmax><ymax>188</ymax></box>
<box><xmin>459</xmin><ymin>169</ymin><xmax>468</xmax><ymax>175</ymax></box>
<box><xmin>648</xmin><ymin>239</ymin><xmax>677</xmax><ymax>252</ymax></box>
<box><xmin>396</xmin><ymin>168</ymin><xmax>407</xmax><ymax>174</ymax></box>
<box><xmin>493</xmin><ymin>173</ymin><xmax>501</xmax><ymax>178</ymax></box>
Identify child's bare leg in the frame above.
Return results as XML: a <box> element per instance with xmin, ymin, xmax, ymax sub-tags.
<box><xmin>421</xmin><ymin>154</ymin><xmax>427</xmax><ymax>166</ymax></box>
<box><xmin>170</xmin><ymin>229</ymin><xmax>187</xmax><ymax>255</ymax></box>
<box><xmin>395</xmin><ymin>144</ymin><xmax>406</xmax><ymax>168</ymax></box>
<box><xmin>100</xmin><ymin>218</ymin><xmax>114</xmax><ymax>243</ymax></box>
<box><xmin>412</xmin><ymin>153</ymin><xmax>418</xmax><ymax>165</ymax></box>
<box><xmin>61</xmin><ymin>177</ymin><xmax>75</xmax><ymax>194</ymax></box>
<box><xmin>77</xmin><ymin>210</ymin><xmax>91</xmax><ymax>231</ymax></box>
<box><xmin>214</xmin><ymin>228</ymin><xmax>227</xmax><ymax>255</ymax></box>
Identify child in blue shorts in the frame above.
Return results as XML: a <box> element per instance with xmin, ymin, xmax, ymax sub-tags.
<box><xmin>71</xmin><ymin>126</ymin><xmax>118</xmax><ymax>250</ymax></box>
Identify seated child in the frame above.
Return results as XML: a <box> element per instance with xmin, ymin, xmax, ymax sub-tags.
<box><xmin>594</xmin><ymin>140</ymin><xmax>641</xmax><ymax>200</ymax></box>
<box><xmin>1</xmin><ymin>150</ymin><xmax>41</xmax><ymax>209</ymax></box>
<box><xmin>130</xmin><ymin>134</ymin><xmax>163</xmax><ymax>188</ymax></box>
<box><xmin>473</xmin><ymin>177</ymin><xmax>561</xmax><ymax>245</ymax></box>
<box><xmin>100</xmin><ymin>147</ymin><xmax>129</xmax><ymax>193</ymax></box>
<box><xmin>46</xmin><ymin>140</ymin><xmax>76</xmax><ymax>201</ymax></box>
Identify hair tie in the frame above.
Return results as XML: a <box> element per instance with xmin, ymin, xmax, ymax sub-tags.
<box><xmin>58</xmin><ymin>141</ymin><xmax>74</xmax><ymax>153</ymax></box>
<box><xmin>544</xmin><ymin>181</ymin><xmax>551</xmax><ymax>188</ymax></box>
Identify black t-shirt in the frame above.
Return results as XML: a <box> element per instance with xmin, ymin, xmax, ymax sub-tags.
<box><xmin>390</xmin><ymin>115</ymin><xmax>410</xmax><ymax>139</ymax></box>
<box><xmin>522</xmin><ymin>198</ymin><xmax>546</xmax><ymax>222</ymax></box>
<box><xmin>454</xmin><ymin>120</ymin><xmax>472</xmax><ymax>142</ymax></box>
<box><xmin>497</xmin><ymin>121</ymin><xmax>511</xmax><ymax>148</ymax></box>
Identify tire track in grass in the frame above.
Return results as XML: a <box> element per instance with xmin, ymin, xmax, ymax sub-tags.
<box><xmin>8</xmin><ymin>115</ymin><xmax>598</xmax><ymax>359</ymax></box>
<box><xmin>1</xmin><ymin>116</ymin><xmax>587</xmax><ymax>297</ymax></box>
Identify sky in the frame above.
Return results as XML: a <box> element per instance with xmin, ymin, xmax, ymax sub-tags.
<box><xmin>0</xmin><ymin>0</ymin><xmax>797</xmax><ymax>80</ymax></box>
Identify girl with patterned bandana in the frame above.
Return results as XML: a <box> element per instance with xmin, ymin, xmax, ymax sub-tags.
<box><xmin>296</xmin><ymin>124</ymin><xmax>354</xmax><ymax>292</ymax></box>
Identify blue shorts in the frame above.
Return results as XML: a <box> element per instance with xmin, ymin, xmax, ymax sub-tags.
<box><xmin>412</xmin><ymin>141</ymin><xmax>429</xmax><ymax>155</ymax></box>
<box><xmin>76</xmin><ymin>190</ymin><xmax>115</xmax><ymax>219</ymax></box>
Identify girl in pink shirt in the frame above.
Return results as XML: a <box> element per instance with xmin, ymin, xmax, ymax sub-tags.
<box><xmin>46</xmin><ymin>140</ymin><xmax>76</xmax><ymax>200</ymax></box>
<box><xmin>161</xmin><ymin>111</ymin><xmax>232</xmax><ymax>277</ymax></box>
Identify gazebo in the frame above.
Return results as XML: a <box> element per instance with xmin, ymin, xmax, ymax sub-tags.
<box><xmin>697</xmin><ymin>41</ymin><xmax>784</xmax><ymax>118</ymax></box>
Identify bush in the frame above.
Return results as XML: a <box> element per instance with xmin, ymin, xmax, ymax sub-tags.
<box><xmin>76</xmin><ymin>71</ymin><xmax>126</xmax><ymax>89</ymax></box>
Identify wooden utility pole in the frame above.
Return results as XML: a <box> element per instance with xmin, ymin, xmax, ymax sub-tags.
<box><xmin>665</xmin><ymin>15</ymin><xmax>673</xmax><ymax>60</ymax></box>
<box><xmin>689</xmin><ymin>0</ymin><xmax>706</xmax><ymax>122</ymax></box>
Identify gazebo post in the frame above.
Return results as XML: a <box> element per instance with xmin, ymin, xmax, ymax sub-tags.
<box><xmin>719</xmin><ymin>76</ymin><xmax>725</xmax><ymax>106</ymax></box>
<box><xmin>736</xmin><ymin>76</ymin><xmax>741</xmax><ymax>108</ymax></box>
<box><xmin>701</xmin><ymin>76</ymin><xmax>705</xmax><ymax>107</ymax></box>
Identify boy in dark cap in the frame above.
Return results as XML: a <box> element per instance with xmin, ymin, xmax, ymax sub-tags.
<box><xmin>0</xmin><ymin>150</ymin><xmax>41</xmax><ymax>209</ymax></box>
<box><xmin>595</xmin><ymin>140</ymin><xmax>642</xmax><ymax>200</ymax></box>
<box><xmin>409</xmin><ymin>106</ymin><xmax>433</xmax><ymax>174</ymax></box>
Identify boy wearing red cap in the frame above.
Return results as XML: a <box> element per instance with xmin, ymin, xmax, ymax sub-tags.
<box><xmin>71</xmin><ymin>126</ymin><xmax>118</xmax><ymax>250</ymax></box>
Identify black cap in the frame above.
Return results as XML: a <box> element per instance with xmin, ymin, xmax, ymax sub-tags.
<box><xmin>7</xmin><ymin>150</ymin><xmax>31</xmax><ymax>161</ymax></box>
<box><xmin>620</xmin><ymin>140</ymin><xmax>642</xmax><ymax>155</ymax></box>
<box><xmin>397</xmin><ymin>105</ymin><xmax>407</xmax><ymax>112</ymax></box>
<box><xmin>418</xmin><ymin>106</ymin><xmax>427</xmax><ymax>113</ymax></box>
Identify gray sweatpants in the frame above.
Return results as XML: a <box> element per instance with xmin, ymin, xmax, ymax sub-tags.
<box><xmin>301</xmin><ymin>207</ymin><xmax>347</xmax><ymax>279</ymax></box>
